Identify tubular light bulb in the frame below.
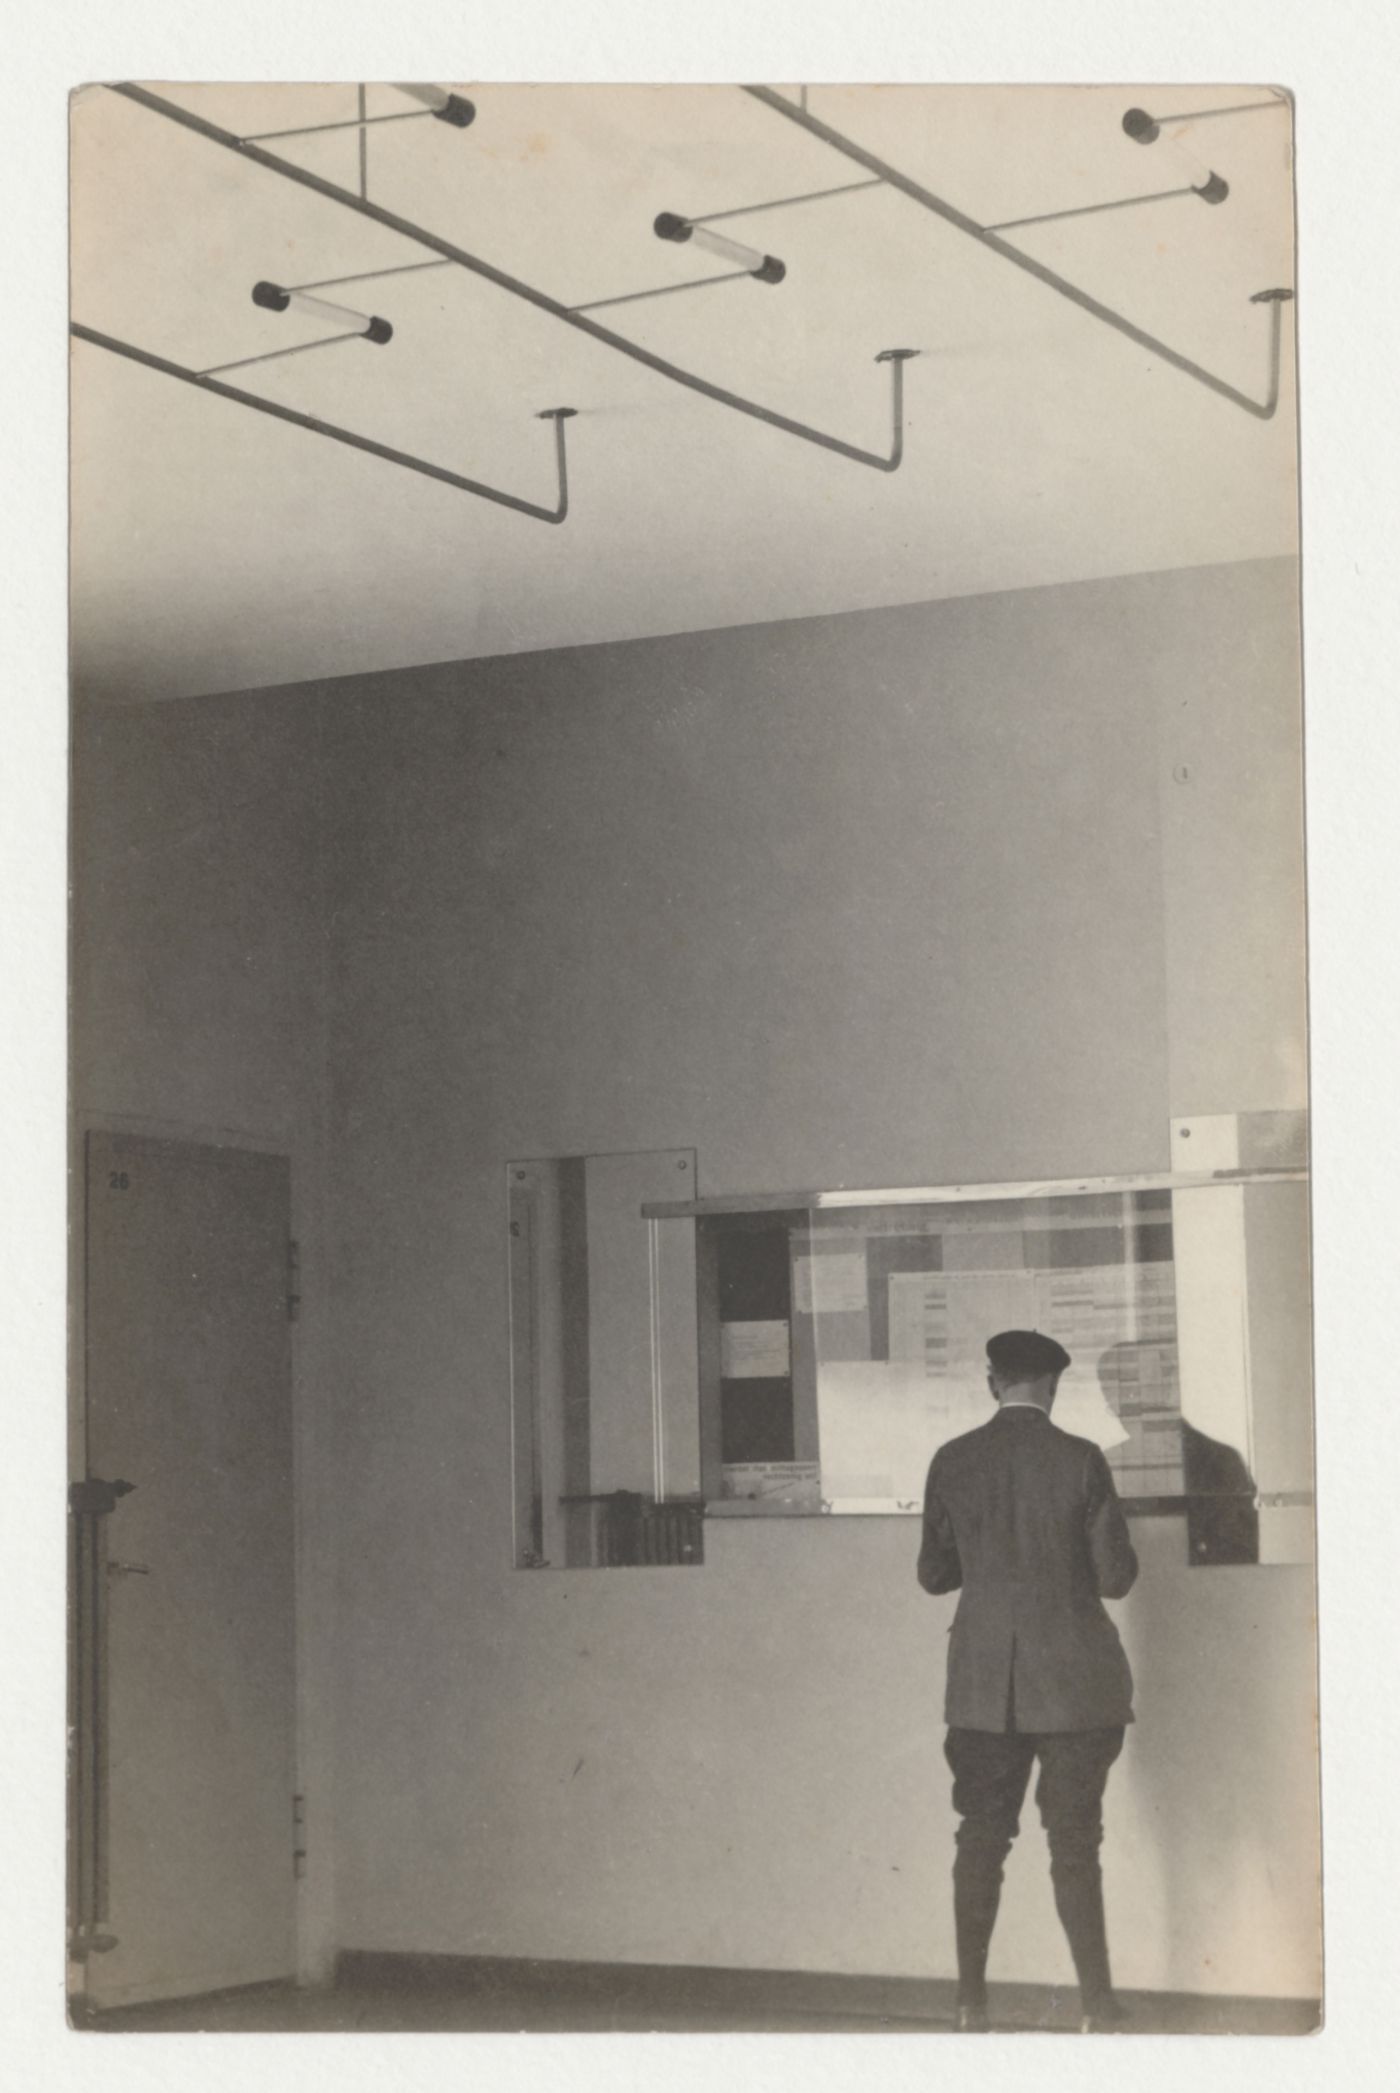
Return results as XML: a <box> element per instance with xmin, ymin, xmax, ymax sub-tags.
<box><xmin>396</xmin><ymin>81</ymin><xmax>449</xmax><ymax>110</ymax></box>
<box><xmin>1122</xmin><ymin>111</ymin><xmax>1228</xmax><ymax>202</ymax></box>
<box><xmin>393</xmin><ymin>83</ymin><xmax>476</xmax><ymax>127</ymax></box>
<box><xmin>653</xmin><ymin>213</ymin><xmax>786</xmax><ymax>282</ymax></box>
<box><xmin>692</xmin><ymin>225</ymin><xmax>771</xmax><ymax>272</ymax></box>
<box><xmin>252</xmin><ymin>282</ymin><xmax>393</xmax><ymax>343</ymax></box>
<box><xmin>1165</xmin><ymin>131</ymin><xmax>1229</xmax><ymax>202</ymax></box>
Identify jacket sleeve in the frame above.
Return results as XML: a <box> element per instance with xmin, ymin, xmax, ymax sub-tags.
<box><xmin>1085</xmin><ymin>1445</ymin><xmax>1138</xmax><ymax>1598</ymax></box>
<box><xmin>917</xmin><ymin>1455</ymin><xmax>963</xmax><ymax>1594</ymax></box>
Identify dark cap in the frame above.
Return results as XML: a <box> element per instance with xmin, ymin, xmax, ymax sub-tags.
<box><xmin>986</xmin><ymin>1329</ymin><xmax>1071</xmax><ymax>1381</ymax></box>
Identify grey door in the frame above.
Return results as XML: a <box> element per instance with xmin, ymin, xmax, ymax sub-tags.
<box><xmin>80</xmin><ymin>1131</ymin><xmax>297</xmax><ymax>2007</ymax></box>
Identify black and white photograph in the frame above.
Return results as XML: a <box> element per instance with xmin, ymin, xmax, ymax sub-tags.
<box><xmin>10</xmin><ymin>6</ymin><xmax>1389</xmax><ymax>2074</ymax></box>
<box><xmin>61</xmin><ymin>69</ymin><xmax>1321</xmax><ymax>2043</ymax></box>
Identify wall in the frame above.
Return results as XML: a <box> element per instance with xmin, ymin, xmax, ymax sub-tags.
<box><xmin>70</xmin><ymin>693</ymin><xmax>338</xmax><ymax>1981</ymax></box>
<box><xmin>319</xmin><ymin>554</ymin><xmax>1318</xmax><ymax>1998</ymax></box>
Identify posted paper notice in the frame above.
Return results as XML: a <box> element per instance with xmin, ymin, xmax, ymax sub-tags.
<box><xmin>794</xmin><ymin>1251</ymin><xmax>868</xmax><ymax>1315</ymax></box>
<box><xmin>720</xmin><ymin>1320</ymin><xmax>791</xmax><ymax>1378</ymax></box>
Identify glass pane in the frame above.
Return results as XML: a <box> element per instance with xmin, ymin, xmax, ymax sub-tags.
<box><xmin>704</xmin><ymin>1211</ymin><xmax>815</xmax><ymax>1512</ymax></box>
<box><xmin>1173</xmin><ymin>1177</ymin><xmax>1312</xmax><ymax>1566</ymax></box>
<box><xmin>691</xmin><ymin>1175</ymin><xmax>1309</xmax><ymax>1563</ymax></box>
<box><xmin>507</xmin><ymin>1150</ymin><xmax>702</xmax><ymax>1568</ymax></box>
<box><xmin>801</xmin><ymin>1193</ymin><xmax>1186</xmax><ymax>1513</ymax></box>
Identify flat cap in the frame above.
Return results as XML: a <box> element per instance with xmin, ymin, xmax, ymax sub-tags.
<box><xmin>986</xmin><ymin>1328</ymin><xmax>1071</xmax><ymax>1379</ymax></box>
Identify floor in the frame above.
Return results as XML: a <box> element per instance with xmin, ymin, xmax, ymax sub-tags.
<box><xmin>74</xmin><ymin>1957</ymin><xmax>1321</xmax><ymax>2036</ymax></box>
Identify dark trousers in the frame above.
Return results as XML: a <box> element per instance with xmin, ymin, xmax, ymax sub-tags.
<box><xmin>944</xmin><ymin>1724</ymin><xmax>1125</xmax><ymax>2009</ymax></box>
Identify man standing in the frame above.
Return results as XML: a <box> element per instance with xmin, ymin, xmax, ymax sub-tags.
<box><xmin>918</xmin><ymin>1329</ymin><xmax>1138</xmax><ymax>2033</ymax></box>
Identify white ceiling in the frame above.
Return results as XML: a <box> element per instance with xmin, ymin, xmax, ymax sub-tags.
<box><xmin>70</xmin><ymin>81</ymin><xmax>1298</xmax><ymax>704</ymax></box>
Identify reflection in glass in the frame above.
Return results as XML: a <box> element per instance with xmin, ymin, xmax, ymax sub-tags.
<box><xmin>800</xmin><ymin>1192</ymin><xmax>1184</xmax><ymax>1510</ymax></box>
<box><xmin>1181</xmin><ymin>1421</ymin><xmax>1260</xmax><ymax>1565</ymax></box>
<box><xmin>700</xmin><ymin>1189</ymin><xmax>1283</xmax><ymax>1564</ymax></box>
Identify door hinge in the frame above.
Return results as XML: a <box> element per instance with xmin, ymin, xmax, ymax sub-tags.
<box><xmin>293</xmin><ymin>1791</ymin><xmax>307</xmax><ymax>1879</ymax></box>
<box><xmin>286</xmin><ymin>1239</ymin><xmax>302</xmax><ymax>1323</ymax></box>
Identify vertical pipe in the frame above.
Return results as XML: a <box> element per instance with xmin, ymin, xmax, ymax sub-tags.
<box><xmin>70</xmin><ymin>1517</ymin><xmax>91</xmax><ymax>1937</ymax></box>
<box><xmin>92</xmin><ymin>1514</ymin><xmax>111</xmax><ymax>1927</ymax></box>
<box><xmin>648</xmin><ymin>1219</ymin><xmax>666</xmax><ymax>1503</ymax></box>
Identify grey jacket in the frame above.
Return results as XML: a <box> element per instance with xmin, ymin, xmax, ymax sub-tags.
<box><xmin>918</xmin><ymin>1404</ymin><xmax>1138</xmax><ymax>1733</ymax></box>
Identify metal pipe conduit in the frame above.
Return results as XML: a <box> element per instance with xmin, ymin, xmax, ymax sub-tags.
<box><xmin>106</xmin><ymin>83</ymin><xmax>916</xmax><ymax>473</ymax></box>
<box><xmin>743</xmin><ymin>84</ymin><xmax>1294</xmax><ymax>421</ymax></box>
<box><xmin>70</xmin><ymin>324</ymin><xmax>578</xmax><ymax>523</ymax></box>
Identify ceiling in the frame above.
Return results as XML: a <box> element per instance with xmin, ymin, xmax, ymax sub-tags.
<box><xmin>70</xmin><ymin>81</ymin><xmax>1299</xmax><ymax>704</ymax></box>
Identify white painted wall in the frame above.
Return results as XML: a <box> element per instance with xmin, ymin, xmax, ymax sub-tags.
<box><xmin>316</xmin><ymin>555</ymin><xmax>1316</xmax><ymax>1998</ymax></box>
<box><xmin>73</xmin><ymin>555</ymin><xmax>1315</xmax><ymax>2001</ymax></box>
<box><xmin>71</xmin><ymin>693</ymin><xmax>338</xmax><ymax>1983</ymax></box>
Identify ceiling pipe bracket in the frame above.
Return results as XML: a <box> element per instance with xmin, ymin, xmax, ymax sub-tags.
<box><xmin>105</xmin><ymin>84</ymin><xmax>918</xmax><ymax>476</ymax></box>
<box><xmin>71</xmin><ymin>323</ymin><xmax>578</xmax><ymax>524</ymax></box>
<box><xmin>744</xmin><ymin>83</ymin><xmax>1294</xmax><ymax>422</ymax></box>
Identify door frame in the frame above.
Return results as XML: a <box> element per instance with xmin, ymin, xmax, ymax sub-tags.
<box><xmin>69</xmin><ymin>1104</ymin><xmax>329</xmax><ymax>1997</ymax></box>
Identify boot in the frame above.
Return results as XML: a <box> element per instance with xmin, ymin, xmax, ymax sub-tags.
<box><xmin>952</xmin><ymin>1854</ymin><xmax>1003</xmax><ymax>2030</ymax></box>
<box><xmin>1050</xmin><ymin>1856</ymin><xmax>1118</xmax><ymax>2024</ymax></box>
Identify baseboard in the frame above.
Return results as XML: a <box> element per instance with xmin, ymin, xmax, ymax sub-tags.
<box><xmin>334</xmin><ymin>1950</ymin><xmax>1321</xmax><ymax>2036</ymax></box>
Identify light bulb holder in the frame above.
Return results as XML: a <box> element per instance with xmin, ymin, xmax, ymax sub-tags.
<box><xmin>1193</xmin><ymin>171</ymin><xmax>1230</xmax><ymax>204</ymax></box>
<box><xmin>751</xmin><ymin>254</ymin><xmax>786</xmax><ymax>284</ymax></box>
<box><xmin>363</xmin><ymin>315</ymin><xmax>394</xmax><ymax>343</ymax></box>
<box><xmin>252</xmin><ymin>280</ymin><xmax>292</xmax><ymax>312</ymax></box>
<box><xmin>434</xmin><ymin>94</ymin><xmax>476</xmax><ymax>129</ymax></box>
<box><xmin>654</xmin><ymin>212</ymin><xmax>693</xmax><ymax>244</ymax></box>
<box><xmin>1123</xmin><ymin>107</ymin><xmax>1161</xmax><ymax>144</ymax></box>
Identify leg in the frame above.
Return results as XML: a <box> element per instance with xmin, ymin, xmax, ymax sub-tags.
<box><xmin>944</xmin><ymin>1728</ymin><xmax>1036</xmax><ymax>2015</ymax></box>
<box><xmin>1032</xmin><ymin>1727</ymin><xmax>1126</xmax><ymax>2017</ymax></box>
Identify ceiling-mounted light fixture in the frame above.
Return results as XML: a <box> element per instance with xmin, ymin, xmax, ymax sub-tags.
<box><xmin>72</xmin><ymin>323</ymin><xmax>579</xmax><ymax>524</ymax></box>
<box><xmin>252</xmin><ymin>281</ymin><xmax>393</xmax><ymax>343</ymax></box>
<box><xmin>112</xmin><ymin>83</ymin><xmax>920</xmax><ymax>474</ymax></box>
<box><xmin>392</xmin><ymin>83</ymin><xmax>477</xmax><ymax>127</ymax></box>
<box><xmin>747</xmin><ymin>85</ymin><xmax>1294</xmax><ymax>420</ymax></box>
<box><xmin>1122</xmin><ymin>94</ymin><xmax>1289</xmax><ymax>140</ymax></box>
<box><xmin>653</xmin><ymin>213</ymin><xmax>787</xmax><ymax>283</ymax></box>
<box><xmin>1121</xmin><ymin>110</ymin><xmax>1228</xmax><ymax>202</ymax></box>
<box><xmin>239</xmin><ymin>82</ymin><xmax>477</xmax><ymax>147</ymax></box>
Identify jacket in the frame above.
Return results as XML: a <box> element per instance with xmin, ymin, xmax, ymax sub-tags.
<box><xmin>917</xmin><ymin>1403</ymin><xmax>1138</xmax><ymax>1733</ymax></box>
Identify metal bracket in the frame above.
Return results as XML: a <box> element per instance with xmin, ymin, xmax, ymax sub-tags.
<box><xmin>69</xmin><ymin>1477</ymin><xmax>136</xmax><ymax>1516</ymax></box>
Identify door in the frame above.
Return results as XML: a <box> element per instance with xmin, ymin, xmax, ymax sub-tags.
<box><xmin>79</xmin><ymin>1131</ymin><xmax>297</xmax><ymax>2007</ymax></box>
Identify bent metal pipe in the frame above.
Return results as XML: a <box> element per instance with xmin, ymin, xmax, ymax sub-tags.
<box><xmin>70</xmin><ymin>324</ymin><xmax>578</xmax><ymax>523</ymax></box>
<box><xmin>743</xmin><ymin>83</ymin><xmax>1294</xmax><ymax>422</ymax></box>
<box><xmin>105</xmin><ymin>82</ymin><xmax>918</xmax><ymax>475</ymax></box>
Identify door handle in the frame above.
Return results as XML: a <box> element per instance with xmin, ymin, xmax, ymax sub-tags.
<box><xmin>107</xmin><ymin>1560</ymin><xmax>150</xmax><ymax>1576</ymax></box>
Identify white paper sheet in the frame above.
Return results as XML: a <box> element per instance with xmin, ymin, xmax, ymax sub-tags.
<box><xmin>794</xmin><ymin>1251</ymin><xmax>868</xmax><ymax>1315</ymax></box>
<box><xmin>720</xmin><ymin>1319</ymin><xmax>791</xmax><ymax>1378</ymax></box>
<box><xmin>721</xmin><ymin>1461</ymin><xmax>822</xmax><ymax>1505</ymax></box>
